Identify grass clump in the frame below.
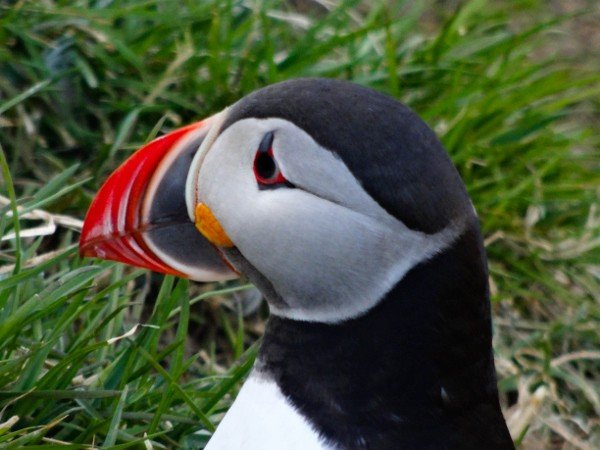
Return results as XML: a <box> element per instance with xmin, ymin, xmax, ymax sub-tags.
<box><xmin>0</xmin><ymin>0</ymin><xmax>598</xmax><ymax>448</ymax></box>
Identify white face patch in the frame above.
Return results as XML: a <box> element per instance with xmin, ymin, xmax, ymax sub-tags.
<box><xmin>189</xmin><ymin>118</ymin><xmax>464</xmax><ymax>323</ymax></box>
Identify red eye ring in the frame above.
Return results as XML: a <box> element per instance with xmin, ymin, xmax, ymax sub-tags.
<box><xmin>253</xmin><ymin>132</ymin><xmax>288</xmax><ymax>186</ymax></box>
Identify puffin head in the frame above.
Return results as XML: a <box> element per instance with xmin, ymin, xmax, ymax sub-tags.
<box><xmin>81</xmin><ymin>78</ymin><xmax>479</xmax><ymax>324</ymax></box>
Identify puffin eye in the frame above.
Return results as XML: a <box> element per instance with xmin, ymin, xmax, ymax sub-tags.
<box><xmin>253</xmin><ymin>132</ymin><xmax>288</xmax><ymax>186</ymax></box>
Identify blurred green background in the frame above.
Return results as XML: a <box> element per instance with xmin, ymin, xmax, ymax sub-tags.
<box><xmin>0</xmin><ymin>0</ymin><xmax>598</xmax><ymax>448</ymax></box>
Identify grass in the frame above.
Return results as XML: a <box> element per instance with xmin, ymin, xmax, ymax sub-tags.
<box><xmin>0</xmin><ymin>0</ymin><xmax>598</xmax><ymax>448</ymax></box>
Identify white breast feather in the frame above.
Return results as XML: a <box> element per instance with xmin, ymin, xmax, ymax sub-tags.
<box><xmin>205</xmin><ymin>374</ymin><xmax>333</xmax><ymax>450</ymax></box>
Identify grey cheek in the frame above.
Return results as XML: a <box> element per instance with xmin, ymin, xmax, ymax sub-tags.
<box><xmin>192</xmin><ymin>118</ymin><xmax>464</xmax><ymax>323</ymax></box>
<box><xmin>272</xmin><ymin>120</ymin><xmax>392</xmax><ymax>225</ymax></box>
<box><xmin>221</xmin><ymin>247</ymin><xmax>288</xmax><ymax>311</ymax></box>
<box><xmin>231</xmin><ymin>195</ymin><xmax>396</xmax><ymax>321</ymax></box>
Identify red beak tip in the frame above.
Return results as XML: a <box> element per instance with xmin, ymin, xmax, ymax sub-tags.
<box><xmin>78</xmin><ymin>117</ymin><xmax>232</xmax><ymax>281</ymax></box>
<box><xmin>79</xmin><ymin>245</ymin><xmax>95</xmax><ymax>259</ymax></box>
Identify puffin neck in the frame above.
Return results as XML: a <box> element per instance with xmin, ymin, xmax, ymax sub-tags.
<box><xmin>255</xmin><ymin>223</ymin><xmax>513</xmax><ymax>449</ymax></box>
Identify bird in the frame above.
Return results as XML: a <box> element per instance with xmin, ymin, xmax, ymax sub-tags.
<box><xmin>80</xmin><ymin>78</ymin><xmax>515</xmax><ymax>450</ymax></box>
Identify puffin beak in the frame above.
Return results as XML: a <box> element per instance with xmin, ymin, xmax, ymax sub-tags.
<box><xmin>80</xmin><ymin>115</ymin><xmax>238</xmax><ymax>282</ymax></box>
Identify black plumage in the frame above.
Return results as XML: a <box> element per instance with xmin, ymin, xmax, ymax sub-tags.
<box><xmin>221</xmin><ymin>78</ymin><xmax>513</xmax><ymax>449</ymax></box>
<box><xmin>257</xmin><ymin>226</ymin><xmax>513</xmax><ymax>449</ymax></box>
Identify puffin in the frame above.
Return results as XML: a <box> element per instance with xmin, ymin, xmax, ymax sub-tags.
<box><xmin>80</xmin><ymin>78</ymin><xmax>514</xmax><ymax>450</ymax></box>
